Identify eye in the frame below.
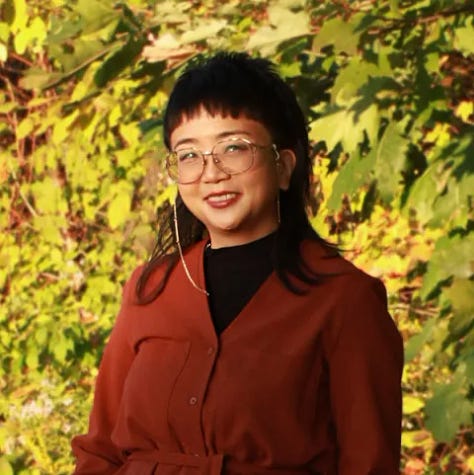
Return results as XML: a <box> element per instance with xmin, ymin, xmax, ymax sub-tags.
<box><xmin>222</xmin><ymin>142</ymin><xmax>248</xmax><ymax>154</ymax></box>
<box><xmin>176</xmin><ymin>150</ymin><xmax>200</xmax><ymax>162</ymax></box>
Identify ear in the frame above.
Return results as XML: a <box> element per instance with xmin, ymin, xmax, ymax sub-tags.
<box><xmin>277</xmin><ymin>149</ymin><xmax>296</xmax><ymax>191</ymax></box>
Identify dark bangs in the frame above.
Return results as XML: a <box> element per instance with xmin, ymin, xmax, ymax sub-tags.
<box><xmin>163</xmin><ymin>53</ymin><xmax>294</xmax><ymax>149</ymax></box>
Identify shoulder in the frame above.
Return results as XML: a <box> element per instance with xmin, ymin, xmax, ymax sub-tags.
<box><xmin>301</xmin><ymin>238</ymin><xmax>377</xmax><ymax>286</ymax></box>
<box><xmin>301</xmin><ymin>239</ymin><xmax>402</xmax><ymax>343</ymax></box>
<box><xmin>123</xmin><ymin>239</ymin><xmax>208</xmax><ymax>305</ymax></box>
<box><xmin>304</xmin><ymin>238</ymin><xmax>390</xmax><ymax>312</ymax></box>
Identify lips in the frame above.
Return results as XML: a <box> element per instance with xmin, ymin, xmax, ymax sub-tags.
<box><xmin>205</xmin><ymin>192</ymin><xmax>240</xmax><ymax>208</ymax></box>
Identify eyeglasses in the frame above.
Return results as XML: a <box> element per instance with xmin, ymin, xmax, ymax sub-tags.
<box><xmin>166</xmin><ymin>137</ymin><xmax>279</xmax><ymax>184</ymax></box>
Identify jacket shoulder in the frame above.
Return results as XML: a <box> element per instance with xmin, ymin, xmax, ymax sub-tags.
<box><xmin>301</xmin><ymin>239</ymin><xmax>368</xmax><ymax>278</ymax></box>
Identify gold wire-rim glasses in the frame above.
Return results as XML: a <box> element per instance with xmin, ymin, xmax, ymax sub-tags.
<box><xmin>166</xmin><ymin>137</ymin><xmax>279</xmax><ymax>184</ymax></box>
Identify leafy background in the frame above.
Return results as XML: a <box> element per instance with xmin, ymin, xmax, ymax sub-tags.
<box><xmin>0</xmin><ymin>0</ymin><xmax>473</xmax><ymax>473</ymax></box>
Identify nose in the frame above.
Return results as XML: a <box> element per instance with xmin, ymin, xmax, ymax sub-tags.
<box><xmin>201</xmin><ymin>153</ymin><xmax>230</xmax><ymax>183</ymax></box>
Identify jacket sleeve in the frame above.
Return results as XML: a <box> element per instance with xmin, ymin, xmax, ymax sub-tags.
<box><xmin>326</xmin><ymin>275</ymin><xmax>404</xmax><ymax>474</ymax></box>
<box><xmin>71</xmin><ymin>272</ymin><xmax>138</xmax><ymax>474</ymax></box>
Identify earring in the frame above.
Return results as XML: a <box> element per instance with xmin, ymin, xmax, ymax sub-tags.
<box><xmin>173</xmin><ymin>199</ymin><xmax>209</xmax><ymax>296</ymax></box>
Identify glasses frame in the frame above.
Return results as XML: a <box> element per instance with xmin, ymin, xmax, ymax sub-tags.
<box><xmin>166</xmin><ymin>137</ymin><xmax>279</xmax><ymax>184</ymax></box>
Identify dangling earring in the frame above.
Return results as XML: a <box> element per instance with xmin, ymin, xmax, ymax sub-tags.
<box><xmin>173</xmin><ymin>199</ymin><xmax>209</xmax><ymax>296</ymax></box>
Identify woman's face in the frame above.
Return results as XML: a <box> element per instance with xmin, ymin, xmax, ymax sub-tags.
<box><xmin>169</xmin><ymin>108</ymin><xmax>294</xmax><ymax>248</ymax></box>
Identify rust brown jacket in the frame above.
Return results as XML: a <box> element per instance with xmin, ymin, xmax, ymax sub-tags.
<box><xmin>72</xmin><ymin>239</ymin><xmax>404</xmax><ymax>474</ymax></box>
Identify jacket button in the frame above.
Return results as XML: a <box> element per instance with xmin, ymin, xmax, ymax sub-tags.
<box><xmin>189</xmin><ymin>396</ymin><xmax>198</xmax><ymax>405</ymax></box>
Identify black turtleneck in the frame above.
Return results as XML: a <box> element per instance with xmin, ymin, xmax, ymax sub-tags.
<box><xmin>204</xmin><ymin>232</ymin><xmax>276</xmax><ymax>335</ymax></box>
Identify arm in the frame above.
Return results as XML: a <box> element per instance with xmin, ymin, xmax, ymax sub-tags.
<box><xmin>327</xmin><ymin>275</ymin><xmax>404</xmax><ymax>475</ymax></box>
<box><xmin>71</xmin><ymin>274</ymin><xmax>137</xmax><ymax>474</ymax></box>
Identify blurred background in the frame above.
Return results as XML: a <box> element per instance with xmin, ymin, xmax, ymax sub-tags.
<box><xmin>0</xmin><ymin>0</ymin><xmax>473</xmax><ymax>473</ymax></box>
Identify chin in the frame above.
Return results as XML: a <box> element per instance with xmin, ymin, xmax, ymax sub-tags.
<box><xmin>205</xmin><ymin>217</ymin><xmax>242</xmax><ymax>232</ymax></box>
<box><xmin>218</xmin><ymin>223</ymin><xmax>242</xmax><ymax>232</ymax></box>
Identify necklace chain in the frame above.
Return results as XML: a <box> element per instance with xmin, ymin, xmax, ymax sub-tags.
<box><xmin>173</xmin><ymin>201</ymin><xmax>209</xmax><ymax>296</ymax></box>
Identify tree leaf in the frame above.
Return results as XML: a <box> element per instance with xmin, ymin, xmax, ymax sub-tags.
<box><xmin>312</xmin><ymin>15</ymin><xmax>361</xmax><ymax>55</ymax></box>
<box><xmin>403</xmin><ymin>395</ymin><xmax>425</xmax><ymax>415</ymax></box>
<box><xmin>309</xmin><ymin>109</ymin><xmax>345</xmax><ymax>152</ymax></box>
<box><xmin>0</xmin><ymin>43</ymin><xmax>7</xmax><ymax>62</ymax></box>
<box><xmin>453</xmin><ymin>26</ymin><xmax>474</xmax><ymax>55</ymax></box>
<box><xmin>94</xmin><ymin>39</ymin><xmax>144</xmax><ymax>87</ymax></box>
<box><xmin>404</xmin><ymin>161</ymin><xmax>446</xmax><ymax>224</ymax></box>
<box><xmin>401</xmin><ymin>430</ymin><xmax>433</xmax><ymax>450</ymax></box>
<box><xmin>404</xmin><ymin>317</ymin><xmax>436</xmax><ymax>362</ymax></box>
<box><xmin>30</xmin><ymin>177</ymin><xmax>68</xmax><ymax>214</ymax></box>
<box><xmin>0</xmin><ymin>457</ymin><xmax>14</xmax><ymax>475</ymax></box>
<box><xmin>16</xmin><ymin>117</ymin><xmax>34</xmax><ymax>139</ymax></box>
<box><xmin>430</xmin><ymin>172</ymin><xmax>473</xmax><ymax>229</ymax></box>
<box><xmin>75</xmin><ymin>0</ymin><xmax>119</xmax><ymax>36</ymax></box>
<box><xmin>247</xmin><ymin>6</ymin><xmax>310</xmax><ymax>55</ymax></box>
<box><xmin>180</xmin><ymin>19</ymin><xmax>227</xmax><ymax>44</ymax></box>
<box><xmin>374</xmin><ymin>121</ymin><xmax>409</xmax><ymax>202</ymax></box>
<box><xmin>0</xmin><ymin>22</ymin><xmax>10</xmax><ymax>43</ymax></box>
<box><xmin>420</xmin><ymin>233</ymin><xmax>474</xmax><ymax>299</ymax></box>
<box><xmin>445</xmin><ymin>278</ymin><xmax>474</xmax><ymax>338</ymax></box>
<box><xmin>327</xmin><ymin>149</ymin><xmax>376</xmax><ymax>210</ymax></box>
<box><xmin>107</xmin><ymin>191</ymin><xmax>132</xmax><ymax>229</ymax></box>
<box><xmin>330</xmin><ymin>57</ymin><xmax>380</xmax><ymax>106</ymax></box>
<box><xmin>9</xmin><ymin>0</ymin><xmax>27</xmax><ymax>33</ymax></box>
<box><xmin>18</xmin><ymin>68</ymin><xmax>63</xmax><ymax>91</ymax></box>
<box><xmin>425</xmin><ymin>375</ymin><xmax>472</xmax><ymax>442</ymax></box>
<box><xmin>32</xmin><ymin>215</ymin><xmax>66</xmax><ymax>245</ymax></box>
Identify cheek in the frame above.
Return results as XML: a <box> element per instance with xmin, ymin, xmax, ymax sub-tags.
<box><xmin>245</xmin><ymin>168</ymin><xmax>279</xmax><ymax>199</ymax></box>
<box><xmin>178</xmin><ymin>186</ymin><xmax>199</xmax><ymax>211</ymax></box>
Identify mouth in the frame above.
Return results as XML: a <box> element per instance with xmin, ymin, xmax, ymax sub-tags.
<box><xmin>206</xmin><ymin>192</ymin><xmax>238</xmax><ymax>203</ymax></box>
<box><xmin>205</xmin><ymin>192</ymin><xmax>240</xmax><ymax>207</ymax></box>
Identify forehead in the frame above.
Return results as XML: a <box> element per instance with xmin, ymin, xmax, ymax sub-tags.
<box><xmin>169</xmin><ymin>108</ymin><xmax>272</xmax><ymax>147</ymax></box>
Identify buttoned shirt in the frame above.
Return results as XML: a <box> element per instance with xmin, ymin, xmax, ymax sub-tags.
<box><xmin>72</xmin><ymin>239</ymin><xmax>404</xmax><ymax>474</ymax></box>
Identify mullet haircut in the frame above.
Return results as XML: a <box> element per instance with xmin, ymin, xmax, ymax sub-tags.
<box><xmin>136</xmin><ymin>52</ymin><xmax>336</xmax><ymax>303</ymax></box>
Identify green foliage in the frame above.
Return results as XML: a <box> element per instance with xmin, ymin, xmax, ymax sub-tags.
<box><xmin>0</xmin><ymin>0</ymin><xmax>472</xmax><ymax>473</ymax></box>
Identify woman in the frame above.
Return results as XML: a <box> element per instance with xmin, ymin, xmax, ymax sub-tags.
<box><xmin>72</xmin><ymin>52</ymin><xmax>404</xmax><ymax>474</ymax></box>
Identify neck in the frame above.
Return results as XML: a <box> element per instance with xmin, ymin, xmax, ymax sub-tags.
<box><xmin>208</xmin><ymin>225</ymin><xmax>278</xmax><ymax>249</ymax></box>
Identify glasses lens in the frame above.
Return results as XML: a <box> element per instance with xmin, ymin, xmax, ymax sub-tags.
<box><xmin>166</xmin><ymin>139</ymin><xmax>255</xmax><ymax>183</ymax></box>
<box><xmin>167</xmin><ymin>150</ymin><xmax>203</xmax><ymax>183</ymax></box>
<box><xmin>214</xmin><ymin>139</ymin><xmax>253</xmax><ymax>174</ymax></box>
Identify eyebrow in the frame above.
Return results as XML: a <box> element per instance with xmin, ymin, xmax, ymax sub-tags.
<box><xmin>173</xmin><ymin>130</ymin><xmax>252</xmax><ymax>149</ymax></box>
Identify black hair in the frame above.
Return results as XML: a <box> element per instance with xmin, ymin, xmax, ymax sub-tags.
<box><xmin>136</xmin><ymin>52</ymin><xmax>336</xmax><ymax>303</ymax></box>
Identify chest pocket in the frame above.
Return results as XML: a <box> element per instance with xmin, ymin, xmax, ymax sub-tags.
<box><xmin>118</xmin><ymin>338</ymin><xmax>191</xmax><ymax>443</ymax></box>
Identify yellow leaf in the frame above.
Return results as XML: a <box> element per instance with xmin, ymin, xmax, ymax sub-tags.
<box><xmin>31</xmin><ymin>176</ymin><xmax>67</xmax><ymax>214</ymax></box>
<box><xmin>467</xmin><ymin>454</ymin><xmax>474</xmax><ymax>472</ymax></box>
<box><xmin>33</xmin><ymin>215</ymin><xmax>64</xmax><ymax>245</ymax></box>
<box><xmin>425</xmin><ymin>123</ymin><xmax>450</xmax><ymax>147</ymax></box>
<box><xmin>0</xmin><ymin>457</ymin><xmax>13</xmax><ymax>475</ymax></box>
<box><xmin>16</xmin><ymin>117</ymin><xmax>34</xmax><ymax>139</ymax></box>
<box><xmin>455</xmin><ymin>101</ymin><xmax>473</xmax><ymax>123</ymax></box>
<box><xmin>70</xmin><ymin>81</ymin><xmax>90</xmax><ymax>103</ymax></box>
<box><xmin>410</xmin><ymin>242</ymin><xmax>433</xmax><ymax>262</ymax></box>
<box><xmin>107</xmin><ymin>193</ymin><xmax>131</xmax><ymax>229</ymax></box>
<box><xmin>13</xmin><ymin>27</ymin><xmax>29</xmax><ymax>54</ymax></box>
<box><xmin>0</xmin><ymin>43</ymin><xmax>7</xmax><ymax>62</ymax></box>
<box><xmin>29</xmin><ymin>16</ymin><xmax>47</xmax><ymax>47</ymax></box>
<box><xmin>52</xmin><ymin>110</ymin><xmax>78</xmax><ymax>144</ymax></box>
<box><xmin>401</xmin><ymin>429</ymin><xmax>434</xmax><ymax>449</ymax></box>
<box><xmin>109</xmin><ymin>104</ymin><xmax>122</xmax><ymax>127</ymax></box>
<box><xmin>10</xmin><ymin>0</ymin><xmax>27</xmax><ymax>33</ymax></box>
<box><xmin>119</xmin><ymin>123</ymin><xmax>140</xmax><ymax>147</ymax></box>
<box><xmin>403</xmin><ymin>395</ymin><xmax>424</xmax><ymax>415</ymax></box>
<box><xmin>154</xmin><ymin>183</ymin><xmax>177</xmax><ymax>209</ymax></box>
